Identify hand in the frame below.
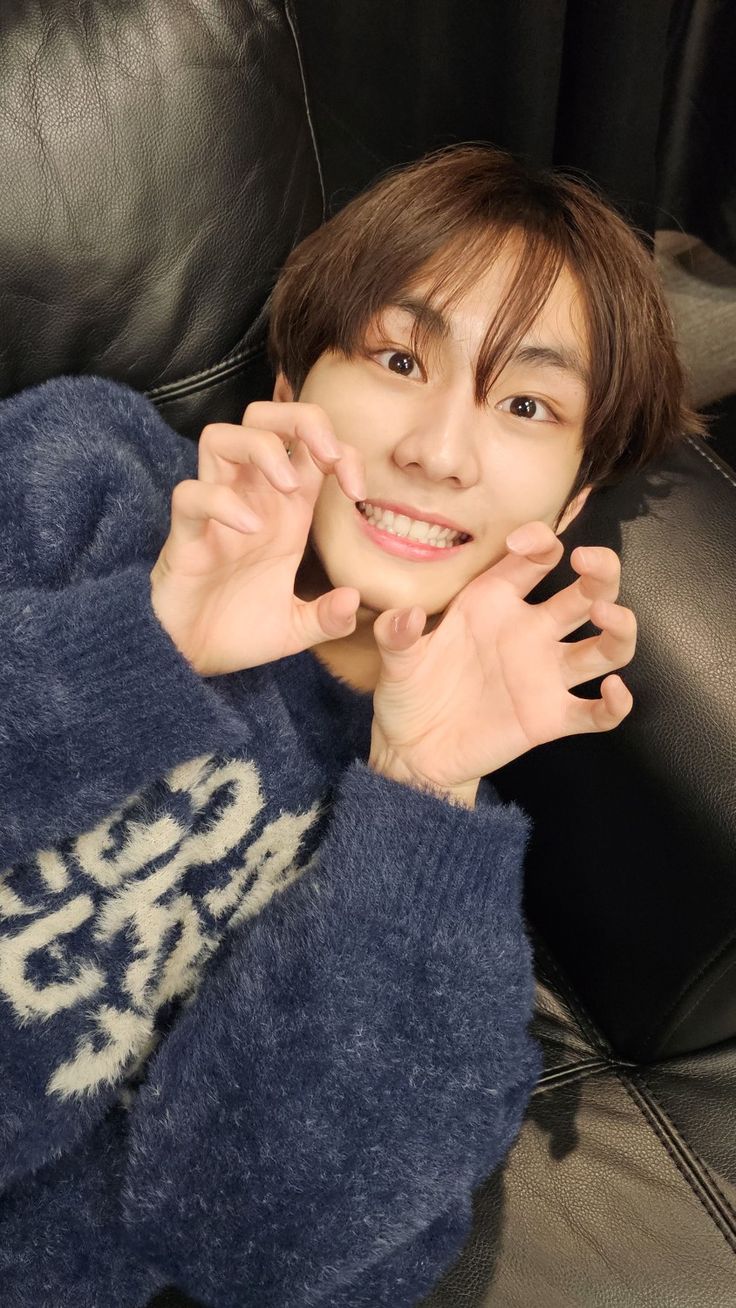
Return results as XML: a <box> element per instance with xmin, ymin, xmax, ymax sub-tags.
<box><xmin>150</xmin><ymin>402</ymin><xmax>365</xmax><ymax>676</ymax></box>
<box><xmin>369</xmin><ymin>521</ymin><xmax>637</xmax><ymax>795</ymax></box>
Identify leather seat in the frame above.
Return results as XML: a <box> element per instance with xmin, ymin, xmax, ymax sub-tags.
<box><xmin>1</xmin><ymin>4</ymin><xmax>733</xmax><ymax>1304</ymax></box>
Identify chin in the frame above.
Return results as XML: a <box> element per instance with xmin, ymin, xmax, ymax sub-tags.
<box><xmin>314</xmin><ymin>539</ymin><xmax>455</xmax><ymax>617</ymax></box>
<box><xmin>354</xmin><ymin>578</ymin><xmax>449</xmax><ymax>619</ymax></box>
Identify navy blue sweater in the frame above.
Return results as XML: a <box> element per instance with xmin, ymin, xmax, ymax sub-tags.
<box><xmin>0</xmin><ymin>375</ymin><xmax>543</xmax><ymax>1308</ymax></box>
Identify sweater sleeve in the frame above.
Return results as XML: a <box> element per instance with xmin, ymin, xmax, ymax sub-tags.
<box><xmin>120</xmin><ymin>759</ymin><xmax>543</xmax><ymax>1308</ymax></box>
<box><xmin>0</xmin><ymin>374</ymin><xmax>251</xmax><ymax>871</ymax></box>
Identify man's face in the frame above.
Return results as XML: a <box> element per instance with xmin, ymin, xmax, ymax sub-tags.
<box><xmin>275</xmin><ymin>247</ymin><xmax>592</xmax><ymax>620</ymax></box>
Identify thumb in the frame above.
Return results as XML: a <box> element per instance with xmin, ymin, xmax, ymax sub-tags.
<box><xmin>373</xmin><ymin>605</ymin><xmax>427</xmax><ymax>669</ymax></box>
<box><xmin>301</xmin><ymin>586</ymin><xmax>361</xmax><ymax>643</ymax></box>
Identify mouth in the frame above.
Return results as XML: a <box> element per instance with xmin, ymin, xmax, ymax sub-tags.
<box><xmin>356</xmin><ymin>500</ymin><xmax>473</xmax><ymax>547</ymax></box>
<box><xmin>355</xmin><ymin>500</ymin><xmax>473</xmax><ymax>561</ymax></box>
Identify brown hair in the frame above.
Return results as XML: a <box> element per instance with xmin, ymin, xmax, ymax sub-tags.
<box><xmin>266</xmin><ymin>142</ymin><xmax>709</xmax><ymax>530</ymax></box>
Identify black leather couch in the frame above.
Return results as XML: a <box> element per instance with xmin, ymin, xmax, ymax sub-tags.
<box><xmin>1</xmin><ymin>4</ymin><xmax>734</xmax><ymax>1305</ymax></box>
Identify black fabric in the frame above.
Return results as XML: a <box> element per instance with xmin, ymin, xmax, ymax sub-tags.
<box><xmin>657</xmin><ymin>0</ymin><xmax>736</xmax><ymax>263</ymax></box>
<box><xmin>292</xmin><ymin>0</ymin><xmax>736</xmax><ymax>258</ymax></box>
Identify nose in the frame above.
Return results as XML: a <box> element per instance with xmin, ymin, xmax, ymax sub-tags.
<box><xmin>392</xmin><ymin>397</ymin><xmax>481</xmax><ymax>488</ymax></box>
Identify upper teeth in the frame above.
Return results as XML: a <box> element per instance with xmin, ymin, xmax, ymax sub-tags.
<box><xmin>359</xmin><ymin>502</ymin><xmax>467</xmax><ymax>546</ymax></box>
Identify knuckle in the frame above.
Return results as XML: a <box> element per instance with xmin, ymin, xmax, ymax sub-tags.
<box><xmin>175</xmin><ymin>478</ymin><xmax>208</xmax><ymax>515</ymax></box>
<box><xmin>611</xmin><ymin>601</ymin><xmax>633</xmax><ymax>624</ymax></box>
<box><xmin>300</xmin><ymin>402</ymin><xmax>332</xmax><ymax>433</ymax></box>
<box><xmin>253</xmin><ymin>429</ymin><xmax>289</xmax><ymax>459</ymax></box>
<box><xmin>199</xmin><ymin>422</ymin><xmax>225</xmax><ymax>448</ymax></box>
<box><xmin>588</xmin><ymin>545</ymin><xmax>619</xmax><ymax>573</ymax></box>
<box><xmin>242</xmin><ymin>400</ymin><xmax>272</xmax><ymax>423</ymax></box>
<box><xmin>302</xmin><ymin>402</ymin><xmax>328</xmax><ymax>421</ymax></box>
<box><xmin>244</xmin><ymin>400</ymin><xmax>283</xmax><ymax>426</ymax></box>
<box><xmin>172</xmin><ymin>478</ymin><xmax>195</xmax><ymax>505</ymax></box>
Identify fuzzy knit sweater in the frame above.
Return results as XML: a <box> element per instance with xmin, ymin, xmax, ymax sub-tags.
<box><xmin>0</xmin><ymin>374</ymin><xmax>544</xmax><ymax>1308</ymax></box>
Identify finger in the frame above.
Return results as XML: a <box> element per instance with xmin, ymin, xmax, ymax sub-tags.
<box><xmin>372</xmin><ymin>606</ymin><xmax>427</xmax><ymax>679</ymax></box>
<box><xmin>294</xmin><ymin>587</ymin><xmax>361</xmax><ymax>644</ymax></box>
<box><xmin>567</xmin><ymin>673</ymin><xmax>635</xmax><ymax>735</ymax></box>
<box><xmin>337</xmin><ymin>445</ymin><xmax>367</xmax><ymax>502</ymax></box>
<box><xmin>198</xmin><ymin>423</ymin><xmax>308</xmax><ymax>492</ymax></box>
<box><xmin>558</xmin><ymin>600</ymin><xmax>637</xmax><ymax>689</ymax></box>
<box><xmin>242</xmin><ymin>402</ymin><xmax>367</xmax><ymax>501</ymax></box>
<box><xmin>543</xmin><ymin>546</ymin><xmax>621</xmax><ymax>638</ymax></box>
<box><xmin>290</xmin><ymin>433</ymin><xmax>367</xmax><ymax>503</ymax></box>
<box><xmin>242</xmin><ymin>401</ymin><xmax>342</xmax><ymax>461</ymax></box>
<box><xmin>200</xmin><ymin>417</ymin><xmax>366</xmax><ymax>503</ymax></box>
<box><xmin>492</xmin><ymin>521</ymin><xmax>565</xmax><ymax>596</ymax></box>
<box><xmin>168</xmin><ymin>479</ymin><xmax>263</xmax><ymax>547</ymax></box>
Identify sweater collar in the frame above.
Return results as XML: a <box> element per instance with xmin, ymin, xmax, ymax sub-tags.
<box><xmin>269</xmin><ymin>647</ymin><xmax>374</xmax><ymax>775</ymax></box>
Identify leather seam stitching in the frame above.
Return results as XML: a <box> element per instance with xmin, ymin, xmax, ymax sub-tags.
<box><xmin>533</xmin><ymin>1061</ymin><xmax>634</xmax><ymax>1096</ymax></box>
<box><xmin>616</xmin><ymin>1070</ymin><xmax>736</xmax><ymax>1248</ymax></box>
<box><xmin>144</xmin><ymin>341</ymin><xmax>267</xmax><ymax>405</ymax></box>
<box><xmin>687</xmin><ymin>433</ymin><xmax>736</xmax><ymax>488</ymax></box>
<box><xmin>284</xmin><ymin>0</ymin><xmax>327</xmax><ymax>222</ymax></box>
<box><xmin>634</xmin><ymin>1071</ymin><xmax>736</xmax><ymax>1226</ymax></box>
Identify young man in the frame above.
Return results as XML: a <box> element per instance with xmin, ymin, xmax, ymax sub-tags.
<box><xmin>0</xmin><ymin>145</ymin><xmax>705</xmax><ymax>1307</ymax></box>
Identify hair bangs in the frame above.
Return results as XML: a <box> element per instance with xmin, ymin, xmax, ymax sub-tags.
<box><xmin>368</xmin><ymin>221</ymin><xmax>572</xmax><ymax>407</ymax></box>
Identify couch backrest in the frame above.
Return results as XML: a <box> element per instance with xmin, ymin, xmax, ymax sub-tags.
<box><xmin>0</xmin><ymin>0</ymin><xmax>323</xmax><ymax>438</ymax></box>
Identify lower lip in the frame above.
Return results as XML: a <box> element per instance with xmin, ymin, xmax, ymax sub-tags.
<box><xmin>354</xmin><ymin>505</ymin><xmax>471</xmax><ymax>561</ymax></box>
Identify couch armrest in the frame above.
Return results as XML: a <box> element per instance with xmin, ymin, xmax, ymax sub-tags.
<box><xmin>492</xmin><ymin>433</ymin><xmax>736</xmax><ymax>1061</ymax></box>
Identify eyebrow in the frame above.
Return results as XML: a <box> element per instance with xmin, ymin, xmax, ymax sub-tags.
<box><xmin>510</xmin><ymin>343</ymin><xmax>588</xmax><ymax>386</ymax></box>
<box><xmin>385</xmin><ymin>295</ymin><xmax>588</xmax><ymax>386</ymax></box>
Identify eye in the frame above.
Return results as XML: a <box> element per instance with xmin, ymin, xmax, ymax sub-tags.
<box><xmin>497</xmin><ymin>395</ymin><xmax>557</xmax><ymax>422</ymax></box>
<box><xmin>373</xmin><ymin>348</ymin><xmax>423</xmax><ymax>380</ymax></box>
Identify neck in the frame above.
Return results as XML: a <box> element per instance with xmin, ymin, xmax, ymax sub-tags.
<box><xmin>294</xmin><ymin>544</ymin><xmax>385</xmax><ymax>694</ymax></box>
<box><xmin>295</xmin><ymin>542</ymin><xmax>442</xmax><ymax>695</ymax></box>
<box><xmin>312</xmin><ymin>624</ymin><xmax>383</xmax><ymax>694</ymax></box>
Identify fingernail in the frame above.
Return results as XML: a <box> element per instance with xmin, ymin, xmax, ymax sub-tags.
<box><xmin>392</xmin><ymin>608</ymin><xmax>414</xmax><ymax>636</ymax></box>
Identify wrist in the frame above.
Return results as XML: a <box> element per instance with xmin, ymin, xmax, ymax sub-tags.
<box><xmin>367</xmin><ymin>749</ymin><xmax>480</xmax><ymax>810</ymax></box>
<box><xmin>149</xmin><ymin>567</ymin><xmax>202</xmax><ymax>675</ymax></box>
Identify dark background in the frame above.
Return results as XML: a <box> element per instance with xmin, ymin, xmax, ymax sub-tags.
<box><xmin>291</xmin><ymin>0</ymin><xmax>734</xmax><ymax>255</ymax></box>
<box><xmin>291</xmin><ymin>0</ymin><xmax>736</xmax><ymax>465</ymax></box>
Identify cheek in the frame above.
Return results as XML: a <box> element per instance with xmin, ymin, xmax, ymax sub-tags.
<box><xmin>310</xmin><ymin>477</ymin><xmax>348</xmax><ymax>544</ymax></box>
<box><xmin>487</xmin><ymin>449</ymin><xmax>572</xmax><ymax>516</ymax></box>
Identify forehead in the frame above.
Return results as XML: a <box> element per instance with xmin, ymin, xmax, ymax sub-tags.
<box><xmin>378</xmin><ymin>252</ymin><xmax>590</xmax><ymax>382</ymax></box>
